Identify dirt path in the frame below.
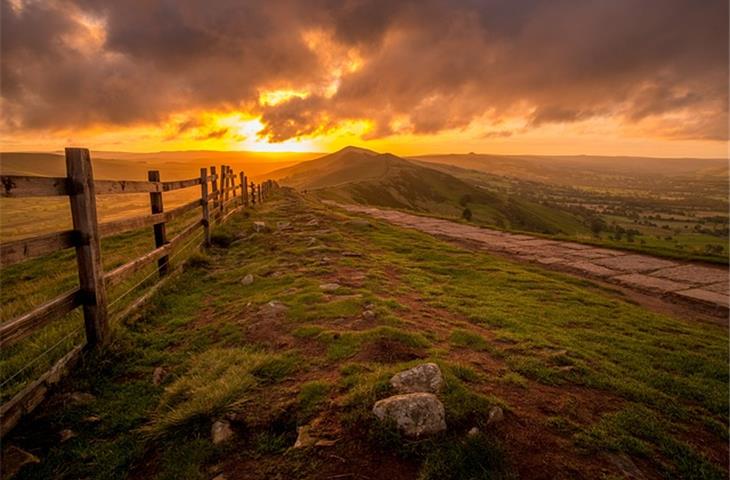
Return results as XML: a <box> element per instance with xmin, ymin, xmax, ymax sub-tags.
<box><xmin>332</xmin><ymin>202</ymin><xmax>729</xmax><ymax>321</ymax></box>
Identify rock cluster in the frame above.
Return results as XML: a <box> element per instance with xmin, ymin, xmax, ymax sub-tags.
<box><xmin>372</xmin><ymin>363</ymin><xmax>447</xmax><ymax>438</ymax></box>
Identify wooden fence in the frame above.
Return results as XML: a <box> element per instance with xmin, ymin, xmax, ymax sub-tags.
<box><xmin>0</xmin><ymin>147</ymin><xmax>277</xmax><ymax>436</ymax></box>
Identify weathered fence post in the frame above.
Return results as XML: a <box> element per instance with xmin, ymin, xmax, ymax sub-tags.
<box><xmin>148</xmin><ymin>170</ymin><xmax>169</xmax><ymax>276</ymax></box>
<box><xmin>210</xmin><ymin>166</ymin><xmax>219</xmax><ymax>220</ymax></box>
<box><xmin>200</xmin><ymin>168</ymin><xmax>211</xmax><ymax>247</ymax></box>
<box><xmin>250</xmin><ymin>181</ymin><xmax>256</xmax><ymax>206</ymax></box>
<box><xmin>231</xmin><ymin>169</ymin><xmax>237</xmax><ymax>205</ymax></box>
<box><xmin>220</xmin><ymin>165</ymin><xmax>227</xmax><ymax>217</ymax></box>
<box><xmin>258</xmin><ymin>184</ymin><xmax>262</xmax><ymax>204</ymax></box>
<box><xmin>65</xmin><ymin>148</ymin><xmax>109</xmax><ymax>348</ymax></box>
<box><xmin>240</xmin><ymin>172</ymin><xmax>246</xmax><ymax>207</ymax></box>
<box><xmin>243</xmin><ymin>174</ymin><xmax>249</xmax><ymax>207</ymax></box>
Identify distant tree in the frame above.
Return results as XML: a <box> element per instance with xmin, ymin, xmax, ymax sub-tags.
<box><xmin>589</xmin><ymin>217</ymin><xmax>607</xmax><ymax>237</ymax></box>
<box><xmin>462</xmin><ymin>208</ymin><xmax>473</xmax><ymax>221</ymax></box>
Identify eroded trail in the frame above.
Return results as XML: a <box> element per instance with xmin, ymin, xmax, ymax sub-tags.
<box><xmin>333</xmin><ymin>202</ymin><xmax>729</xmax><ymax>321</ymax></box>
<box><xmin>6</xmin><ymin>191</ymin><xmax>727</xmax><ymax>480</ymax></box>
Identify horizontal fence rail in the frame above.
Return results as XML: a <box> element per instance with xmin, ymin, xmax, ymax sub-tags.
<box><xmin>0</xmin><ymin>148</ymin><xmax>279</xmax><ymax>437</ymax></box>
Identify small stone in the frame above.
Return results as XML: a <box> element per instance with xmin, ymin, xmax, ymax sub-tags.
<box><xmin>293</xmin><ymin>425</ymin><xmax>317</xmax><ymax>448</ymax></box>
<box><xmin>83</xmin><ymin>415</ymin><xmax>101</xmax><ymax>423</ymax></box>
<box><xmin>1</xmin><ymin>446</ymin><xmax>40</xmax><ymax>478</ymax></box>
<box><xmin>59</xmin><ymin>429</ymin><xmax>77</xmax><ymax>442</ymax></box>
<box><xmin>276</xmin><ymin>221</ymin><xmax>291</xmax><ymax>230</ymax></box>
<box><xmin>319</xmin><ymin>283</ymin><xmax>341</xmax><ymax>292</ymax></box>
<box><xmin>241</xmin><ymin>274</ymin><xmax>254</xmax><ymax>286</ymax></box>
<box><xmin>467</xmin><ymin>427</ymin><xmax>480</xmax><ymax>437</ymax></box>
<box><xmin>486</xmin><ymin>407</ymin><xmax>504</xmax><ymax>426</ymax></box>
<box><xmin>67</xmin><ymin>392</ymin><xmax>96</xmax><ymax>405</ymax></box>
<box><xmin>262</xmin><ymin>301</ymin><xmax>288</xmax><ymax>316</ymax></box>
<box><xmin>390</xmin><ymin>363</ymin><xmax>444</xmax><ymax>394</ymax></box>
<box><xmin>372</xmin><ymin>393</ymin><xmax>446</xmax><ymax>438</ymax></box>
<box><xmin>152</xmin><ymin>367</ymin><xmax>166</xmax><ymax>386</ymax></box>
<box><xmin>252</xmin><ymin>221</ymin><xmax>267</xmax><ymax>232</ymax></box>
<box><xmin>345</xmin><ymin>220</ymin><xmax>372</xmax><ymax>228</ymax></box>
<box><xmin>211</xmin><ymin>420</ymin><xmax>234</xmax><ymax>444</ymax></box>
<box><xmin>315</xmin><ymin>439</ymin><xmax>337</xmax><ymax>447</ymax></box>
<box><xmin>362</xmin><ymin>310</ymin><xmax>376</xmax><ymax>320</ymax></box>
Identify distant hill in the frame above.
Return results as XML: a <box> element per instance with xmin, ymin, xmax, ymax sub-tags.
<box><xmin>411</xmin><ymin>153</ymin><xmax>728</xmax><ymax>187</ymax></box>
<box><xmin>0</xmin><ymin>151</ymin><xmax>316</xmax><ymax>181</ymax></box>
<box><xmin>269</xmin><ymin>147</ymin><xmax>588</xmax><ymax>235</ymax></box>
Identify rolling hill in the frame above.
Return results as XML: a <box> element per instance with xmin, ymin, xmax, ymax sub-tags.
<box><xmin>0</xmin><ymin>151</ymin><xmax>314</xmax><ymax>181</ymax></box>
<box><xmin>269</xmin><ymin>147</ymin><xmax>588</xmax><ymax>235</ymax></box>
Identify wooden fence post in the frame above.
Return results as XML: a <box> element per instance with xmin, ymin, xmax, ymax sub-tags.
<box><xmin>200</xmin><ymin>168</ymin><xmax>211</xmax><ymax>247</ymax></box>
<box><xmin>65</xmin><ymin>148</ymin><xmax>109</xmax><ymax>348</ymax></box>
<box><xmin>243</xmin><ymin>174</ymin><xmax>249</xmax><ymax>207</ymax></box>
<box><xmin>243</xmin><ymin>171</ymin><xmax>248</xmax><ymax>207</ymax></box>
<box><xmin>250</xmin><ymin>181</ymin><xmax>256</xmax><ymax>206</ymax></box>
<box><xmin>231</xmin><ymin>170</ymin><xmax>236</xmax><ymax>201</ymax></box>
<box><xmin>258</xmin><ymin>184</ymin><xmax>262</xmax><ymax>204</ymax></box>
<box><xmin>148</xmin><ymin>170</ymin><xmax>169</xmax><ymax>276</ymax></box>
<box><xmin>210</xmin><ymin>166</ymin><xmax>219</xmax><ymax>220</ymax></box>
<box><xmin>220</xmin><ymin>165</ymin><xmax>227</xmax><ymax>217</ymax></box>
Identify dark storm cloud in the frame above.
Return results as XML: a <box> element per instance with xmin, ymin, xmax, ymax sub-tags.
<box><xmin>1</xmin><ymin>0</ymin><xmax>727</xmax><ymax>141</ymax></box>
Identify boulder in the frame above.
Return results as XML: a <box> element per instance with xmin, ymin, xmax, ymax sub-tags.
<box><xmin>241</xmin><ymin>274</ymin><xmax>254</xmax><ymax>286</ymax></box>
<box><xmin>390</xmin><ymin>363</ymin><xmax>444</xmax><ymax>394</ymax></box>
<box><xmin>372</xmin><ymin>393</ymin><xmax>446</xmax><ymax>438</ymax></box>
<box><xmin>211</xmin><ymin>420</ymin><xmax>234</xmax><ymax>444</ymax></box>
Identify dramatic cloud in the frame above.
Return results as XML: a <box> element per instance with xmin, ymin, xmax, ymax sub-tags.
<box><xmin>1</xmin><ymin>0</ymin><xmax>727</xmax><ymax>144</ymax></box>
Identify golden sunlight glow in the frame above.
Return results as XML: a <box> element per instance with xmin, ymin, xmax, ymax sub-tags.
<box><xmin>258</xmin><ymin>89</ymin><xmax>309</xmax><ymax>106</ymax></box>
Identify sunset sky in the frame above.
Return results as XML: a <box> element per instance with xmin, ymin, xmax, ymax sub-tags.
<box><xmin>1</xmin><ymin>0</ymin><xmax>728</xmax><ymax>157</ymax></box>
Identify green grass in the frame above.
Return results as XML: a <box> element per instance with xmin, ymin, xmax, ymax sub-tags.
<box><xmin>5</xmin><ymin>190</ymin><xmax>727</xmax><ymax>480</ymax></box>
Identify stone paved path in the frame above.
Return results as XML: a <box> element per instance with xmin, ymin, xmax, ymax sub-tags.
<box><xmin>334</xmin><ymin>203</ymin><xmax>729</xmax><ymax>315</ymax></box>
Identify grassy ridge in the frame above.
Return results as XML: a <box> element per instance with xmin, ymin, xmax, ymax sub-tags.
<box><xmin>7</xmin><ymin>190</ymin><xmax>727</xmax><ymax>480</ymax></box>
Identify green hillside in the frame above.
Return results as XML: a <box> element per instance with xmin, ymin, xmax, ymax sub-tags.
<box><xmin>270</xmin><ymin>147</ymin><xmax>588</xmax><ymax>236</ymax></box>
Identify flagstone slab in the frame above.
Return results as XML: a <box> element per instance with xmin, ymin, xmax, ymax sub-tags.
<box><xmin>565</xmin><ymin>261</ymin><xmax>620</xmax><ymax>278</ymax></box>
<box><xmin>673</xmin><ymin>288</ymin><xmax>729</xmax><ymax>308</ymax></box>
<box><xmin>704</xmin><ymin>282</ymin><xmax>729</xmax><ymax>295</ymax></box>
<box><xmin>651</xmin><ymin>265</ymin><xmax>727</xmax><ymax>285</ymax></box>
<box><xmin>594</xmin><ymin>255</ymin><xmax>677</xmax><ymax>273</ymax></box>
<box><xmin>613</xmin><ymin>274</ymin><xmax>688</xmax><ymax>294</ymax></box>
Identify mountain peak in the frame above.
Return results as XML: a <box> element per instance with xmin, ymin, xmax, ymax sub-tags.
<box><xmin>335</xmin><ymin>145</ymin><xmax>379</xmax><ymax>156</ymax></box>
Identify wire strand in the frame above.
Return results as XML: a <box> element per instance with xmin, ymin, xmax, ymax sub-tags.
<box><xmin>0</xmin><ymin>326</ymin><xmax>82</xmax><ymax>389</ymax></box>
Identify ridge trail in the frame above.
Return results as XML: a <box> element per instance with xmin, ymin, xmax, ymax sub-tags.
<box><xmin>331</xmin><ymin>202</ymin><xmax>729</xmax><ymax>323</ymax></box>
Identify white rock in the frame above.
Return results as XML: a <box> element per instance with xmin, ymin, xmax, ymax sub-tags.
<box><xmin>211</xmin><ymin>420</ymin><xmax>234</xmax><ymax>444</ymax></box>
<box><xmin>487</xmin><ymin>406</ymin><xmax>504</xmax><ymax>426</ymax></box>
<box><xmin>253</xmin><ymin>221</ymin><xmax>267</xmax><ymax>232</ymax></box>
<box><xmin>319</xmin><ymin>283</ymin><xmax>341</xmax><ymax>292</ymax></box>
<box><xmin>390</xmin><ymin>363</ymin><xmax>444</xmax><ymax>394</ymax></box>
<box><xmin>241</xmin><ymin>274</ymin><xmax>254</xmax><ymax>286</ymax></box>
<box><xmin>293</xmin><ymin>425</ymin><xmax>317</xmax><ymax>448</ymax></box>
<box><xmin>467</xmin><ymin>427</ymin><xmax>480</xmax><ymax>437</ymax></box>
<box><xmin>372</xmin><ymin>393</ymin><xmax>446</xmax><ymax>438</ymax></box>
